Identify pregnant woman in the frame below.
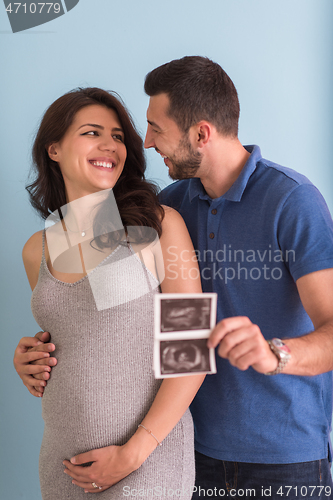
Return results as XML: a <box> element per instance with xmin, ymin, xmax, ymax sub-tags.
<box><xmin>20</xmin><ymin>87</ymin><xmax>204</xmax><ymax>498</ymax></box>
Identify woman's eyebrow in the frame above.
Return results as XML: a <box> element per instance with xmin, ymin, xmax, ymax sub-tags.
<box><xmin>76</xmin><ymin>124</ymin><xmax>124</xmax><ymax>133</ymax></box>
<box><xmin>76</xmin><ymin>123</ymin><xmax>104</xmax><ymax>131</ymax></box>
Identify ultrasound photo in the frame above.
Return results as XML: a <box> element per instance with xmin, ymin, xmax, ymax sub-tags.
<box><xmin>159</xmin><ymin>339</ymin><xmax>212</xmax><ymax>375</ymax></box>
<box><xmin>154</xmin><ymin>293</ymin><xmax>217</xmax><ymax>378</ymax></box>
<box><xmin>160</xmin><ymin>297</ymin><xmax>212</xmax><ymax>333</ymax></box>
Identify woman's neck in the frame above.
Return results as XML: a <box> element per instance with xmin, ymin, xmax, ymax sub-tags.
<box><xmin>62</xmin><ymin>189</ymin><xmax>112</xmax><ymax>234</ymax></box>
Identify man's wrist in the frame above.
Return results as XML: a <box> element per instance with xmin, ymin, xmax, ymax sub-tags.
<box><xmin>265</xmin><ymin>338</ymin><xmax>291</xmax><ymax>375</ymax></box>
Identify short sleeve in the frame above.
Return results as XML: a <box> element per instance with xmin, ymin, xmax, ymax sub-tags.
<box><xmin>277</xmin><ymin>184</ymin><xmax>333</xmax><ymax>281</ymax></box>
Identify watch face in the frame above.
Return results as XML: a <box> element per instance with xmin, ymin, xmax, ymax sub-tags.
<box><xmin>272</xmin><ymin>338</ymin><xmax>291</xmax><ymax>354</ymax></box>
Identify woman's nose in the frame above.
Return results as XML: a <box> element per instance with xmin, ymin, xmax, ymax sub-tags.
<box><xmin>100</xmin><ymin>136</ymin><xmax>117</xmax><ymax>151</ymax></box>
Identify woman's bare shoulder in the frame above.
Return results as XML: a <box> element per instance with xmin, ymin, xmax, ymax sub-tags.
<box><xmin>22</xmin><ymin>231</ymin><xmax>44</xmax><ymax>290</ymax></box>
<box><xmin>160</xmin><ymin>205</ymin><xmax>186</xmax><ymax>230</ymax></box>
<box><xmin>159</xmin><ymin>205</ymin><xmax>194</xmax><ymax>251</ymax></box>
<box><xmin>22</xmin><ymin>230</ymin><xmax>43</xmax><ymax>264</ymax></box>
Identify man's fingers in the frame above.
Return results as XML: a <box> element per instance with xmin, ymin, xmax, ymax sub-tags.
<box><xmin>34</xmin><ymin>385</ymin><xmax>44</xmax><ymax>393</ymax></box>
<box><xmin>16</xmin><ymin>350</ymin><xmax>51</xmax><ymax>364</ymax></box>
<box><xmin>31</xmin><ymin>357</ymin><xmax>57</xmax><ymax>367</ymax></box>
<box><xmin>219</xmin><ymin>337</ymin><xmax>260</xmax><ymax>370</ymax></box>
<box><xmin>34</xmin><ymin>371</ymin><xmax>51</xmax><ymax>381</ymax></box>
<box><xmin>14</xmin><ymin>338</ymin><xmax>55</xmax><ymax>356</ymax></box>
<box><xmin>28</xmin><ymin>343</ymin><xmax>56</xmax><ymax>354</ymax></box>
<box><xmin>15</xmin><ymin>337</ymin><xmax>44</xmax><ymax>352</ymax></box>
<box><xmin>23</xmin><ymin>366</ymin><xmax>51</xmax><ymax>381</ymax></box>
<box><xmin>207</xmin><ymin>316</ymin><xmax>253</xmax><ymax>348</ymax></box>
<box><xmin>28</xmin><ymin>385</ymin><xmax>44</xmax><ymax>398</ymax></box>
<box><xmin>35</xmin><ymin>331</ymin><xmax>51</xmax><ymax>342</ymax></box>
<box><xmin>16</xmin><ymin>344</ymin><xmax>56</xmax><ymax>365</ymax></box>
<box><xmin>19</xmin><ymin>363</ymin><xmax>51</xmax><ymax>376</ymax></box>
<box><xmin>216</xmin><ymin>324</ymin><xmax>261</xmax><ymax>358</ymax></box>
<box><xmin>23</xmin><ymin>374</ymin><xmax>47</xmax><ymax>388</ymax></box>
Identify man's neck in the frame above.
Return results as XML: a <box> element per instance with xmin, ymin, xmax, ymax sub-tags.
<box><xmin>198</xmin><ymin>138</ymin><xmax>251</xmax><ymax>199</ymax></box>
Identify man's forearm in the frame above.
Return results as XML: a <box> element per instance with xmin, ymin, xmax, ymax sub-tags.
<box><xmin>283</xmin><ymin>320</ymin><xmax>333</xmax><ymax>376</ymax></box>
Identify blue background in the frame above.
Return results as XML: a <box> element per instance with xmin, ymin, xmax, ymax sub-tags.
<box><xmin>0</xmin><ymin>1</ymin><xmax>332</xmax><ymax>498</ymax></box>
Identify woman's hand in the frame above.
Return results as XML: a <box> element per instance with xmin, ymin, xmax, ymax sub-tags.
<box><xmin>63</xmin><ymin>441</ymin><xmax>144</xmax><ymax>493</ymax></box>
<box><xmin>13</xmin><ymin>331</ymin><xmax>57</xmax><ymax>397</ymax></box>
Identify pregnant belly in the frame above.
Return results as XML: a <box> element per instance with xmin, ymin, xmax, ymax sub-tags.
<box><xmin>41</xmin><ymin>350</ymin><xmax>160</xmax><ymax>451</ymax></box>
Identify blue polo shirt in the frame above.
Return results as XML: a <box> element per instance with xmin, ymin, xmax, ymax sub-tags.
<box><xmin>159</xmin><ymin>145</ymin><xmax>333</xmax><ymax>463</ymax></box>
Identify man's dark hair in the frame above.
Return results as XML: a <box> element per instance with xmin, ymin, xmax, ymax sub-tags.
<box><xmin>144</xmin><ymin>56</ymin><xmax>240</xmax><ymax>137</ymax></box>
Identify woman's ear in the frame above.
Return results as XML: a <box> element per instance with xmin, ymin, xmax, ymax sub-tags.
<box><xmin>47</xmin><ymin>143</ymin><xmax>59</xmax><ymax>162</ymax></box>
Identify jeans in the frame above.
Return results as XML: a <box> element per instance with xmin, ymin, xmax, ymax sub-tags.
<box><xmin>192</xmin><ymin>451</ymin><xmax>333</xmax><ymax>500</ymax></box>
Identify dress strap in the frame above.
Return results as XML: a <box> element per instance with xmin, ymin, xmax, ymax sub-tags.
<box><xmin>42</xmin><ymin>229</ymin><xmax>46</xmax><ymax>262</ymax></box>
<box><xmin>125</xmin><ymin>238</ymin><xmax>154</xmax><ymax>294</ymax></box>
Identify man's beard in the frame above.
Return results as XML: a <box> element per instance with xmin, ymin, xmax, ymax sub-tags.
<box><xmin>168</xmin><ymin>135</ymin><xmax>202</xmax><ymax>180</ymax></box>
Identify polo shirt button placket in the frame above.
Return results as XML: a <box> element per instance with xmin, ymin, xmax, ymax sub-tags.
<box><xmin>207</xmin><ymin>200</ymin><xmax>223</xmax><ymax>259</ymax></box>
<box><xmin>208</xmin><ymin>202</ymin><xmax>221</xmax><ymax>246</ymax></box>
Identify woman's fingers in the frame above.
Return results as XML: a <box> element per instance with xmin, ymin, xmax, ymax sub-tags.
<box><xmin>71</xmin><ymin>479</ymin><xmax>108</xmax><ymax>493</ymax></box>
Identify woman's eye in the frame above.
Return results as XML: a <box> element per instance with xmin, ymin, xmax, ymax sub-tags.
<box><xmin>113</xmin><ymin>134</ymin><xmax>124</xmax><ymax>142</ymax></box>
<box><xmin>82</xmin><ymin>131</ymin><xmax>99</xmax><ymax>136</ymax></box>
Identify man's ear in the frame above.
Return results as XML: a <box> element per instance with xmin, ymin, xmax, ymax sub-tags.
<box><xmin>47</xmin><ymin>143</ymin><xmax>59</xmax><ymax>162</ymax></box>
<box><xmin>191</xmin><ymin>121</ymin><xmax>212</xmax><ymax>148</ymax></box>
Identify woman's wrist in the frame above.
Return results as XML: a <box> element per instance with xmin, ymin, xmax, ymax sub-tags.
<box><xmin>138</xmin><ymin>424</ymin><xmax>162</xmax><ymax>447</ymax></box>
<box><xmin>124</xmin><ymin>425</ymin><xmax>160</xmax><ymax>469</ymax></box>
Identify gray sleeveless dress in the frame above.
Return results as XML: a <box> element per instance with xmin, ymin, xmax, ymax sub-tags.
<box><xmin>31</xmin><ymin>235</ymin><xmax>195</xmax><ymax>499</ymax></box>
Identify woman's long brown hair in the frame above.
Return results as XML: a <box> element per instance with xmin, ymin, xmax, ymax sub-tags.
<box><xmin>27</xmin><ymin>88</ymin><xmax>164</xmax><ymax>240</ymax></box>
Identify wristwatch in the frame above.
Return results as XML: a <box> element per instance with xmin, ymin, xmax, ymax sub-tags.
<box><xmin>265</xmin><ymin>338</ymin><xmax>291</xmax><ymax>375</ymax></box>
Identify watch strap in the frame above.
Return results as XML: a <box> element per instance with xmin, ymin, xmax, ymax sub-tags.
<box><xmin>265</xmin><ymin>339</ymin><xmax>291</xmax><ymax>376</ymax></box>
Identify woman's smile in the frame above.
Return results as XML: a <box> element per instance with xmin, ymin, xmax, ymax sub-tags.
<box><xmin>48</xmin><ymin>105</ymin><xmax>127</xmax><ymax>202</ymax></box>
<box><xmin>89</xmin><ymin>157</ymin><xmax>116</xmax><ymax>170</ymax></box>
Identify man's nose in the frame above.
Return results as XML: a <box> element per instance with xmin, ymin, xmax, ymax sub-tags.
<box><xmin>144</xmin><ymin>128</ymin><xmax>154</xmax><ymax>149</ymax></box>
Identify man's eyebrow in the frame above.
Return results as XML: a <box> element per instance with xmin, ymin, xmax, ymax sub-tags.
<box><xmin>147</xmin><ymin>120</ymin><xmax>162</xmax><ymax>131</ymax></box>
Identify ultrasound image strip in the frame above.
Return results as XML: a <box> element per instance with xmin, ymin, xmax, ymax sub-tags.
<box><xmin>155</xmin><ymin>293</ymin><xmax>217</xmax><ymax>338</ymax></box>
<box><xmin>154</xmin><ymin>293</ymin><xmax>217</xmax><ymax>378</ymax></box>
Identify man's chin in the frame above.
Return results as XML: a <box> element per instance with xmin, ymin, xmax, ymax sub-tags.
<box><xmin>169</xmin><ymin>171</ymin><xmax>196</xmax><ymax>181</ymax></box>
<box><xmin>167</xmin><ymin>164</ymin><xmax>192</xmax><ymax>181</ymax></box>
<box><xmin>167</xmin><ymin>163</ymin><xmax>178</xmax><ymax>181</ymax></box>
<box><xmin>168</xmin><ymin>171</ymin><xmax>179</xmax><ymax>181</ymax></box>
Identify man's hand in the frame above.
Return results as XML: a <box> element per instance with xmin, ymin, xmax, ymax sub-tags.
<box><xmin>13</xmin><ymin>331</ymin><xmax>57</xmax><ymax>397</ymax></box>
<box><xmin>63</xmin><ymin>444</ymin><xmax>140</xmax><ymax>493</ymax></box>
<box><xmin>207</xmin><ymin>316</ymin><xmax>278</xmax><ymax>374</ymax></box>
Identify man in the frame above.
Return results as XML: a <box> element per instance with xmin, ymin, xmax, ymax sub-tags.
<box><xmin>15</xmin><ymin>56</ymin><xmax>333</xmax><ymax>497</ymax></box>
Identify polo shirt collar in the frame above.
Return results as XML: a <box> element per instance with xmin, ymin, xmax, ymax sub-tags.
<box><xmin>188</xmin><ymin>145</ymin><xmax>261</xmax><ymax>203</ymax></box>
